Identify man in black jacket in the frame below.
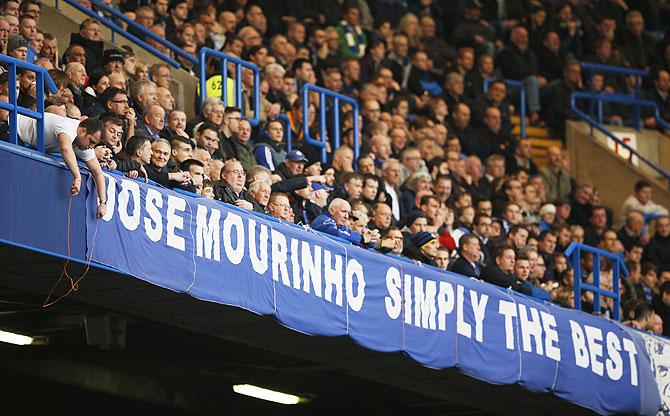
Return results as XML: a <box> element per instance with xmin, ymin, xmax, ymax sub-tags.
<box><xmin>214</xmin><ymin>159</ymin><xmax>264</xmax><ymax>213</ymax></box>
<box><xmin>645</xmin><ymin>216</ymin><xmax>670</xmax><ymax>270</ymax></box>
<box><xmin>480</xmin><ymin>245</ymin><xmax>532</xmax><ymax>295</ymax></box>
<box><xmin>449</xmin><ymin>233</ymin><xmax>481</xmax><ymax>278</ymax></box>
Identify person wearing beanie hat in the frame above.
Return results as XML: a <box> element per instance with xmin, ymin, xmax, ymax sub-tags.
<box><xmin>101</xmin><ymin>49</ymin><xmax>125</xmax><ymax>74</ymax></box>
<box><xmin>539</xmin><ymin>203</ymin><xmax>557</xmax><ymax>231</ymax></box>
<box><xmin>7</xmin><ymin>34</ymin><xmax>28</xmax><ymax>60</ymax></box>
<box><xmin>408</xmin><ymin>231</ymin><xmax>439</xmax><ymax>264</ymax></box>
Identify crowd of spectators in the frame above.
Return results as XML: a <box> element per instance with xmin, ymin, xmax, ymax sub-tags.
<box><xmin>2</xmin><ymin>0</ymin><xmax>670</xmax><ymax>335</ymax></box>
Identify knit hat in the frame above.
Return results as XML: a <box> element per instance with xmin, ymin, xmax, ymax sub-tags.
<box><xmin>539</xmin><ymin>203</ymin><xmax>557</xmax><ymax>217</ymax></box>
<box><xmin>399</xmin><ymin>210</ymin><xmax>426</xmax><ymax>229</ymax></box>
<box><xmin>101</xmin><ymin>49</ymin><xmax>125</xmax><ymax>66</ymax></box>
<box><xmin>7</xmin><ymin>35</ymin><xmax>29</xmax><ymax>54</ymax></box>
<box><xmin>410</xmin><ymin>231</ymin><xmax>437</xmax><ymax>249</ymax></box>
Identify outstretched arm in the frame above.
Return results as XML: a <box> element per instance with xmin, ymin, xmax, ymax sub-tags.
<box><xmin>58</xmin><ymin>132</ymin><xmax>83</xmax><ymax>196</ymax></box>
<box><xmin>85</xmin><ymin>157</ymin><xmax>107</xmax><ymax>219</ymax></box>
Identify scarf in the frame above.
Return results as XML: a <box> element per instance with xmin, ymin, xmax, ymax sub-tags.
<box><xmin>341</xmin><ymin>21</ymin><xmax>365</xmax><ymax>57</ymax></box>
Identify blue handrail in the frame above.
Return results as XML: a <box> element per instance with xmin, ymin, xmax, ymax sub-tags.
<box><xmin>580</xmin><ymin>62</ymin><xmax>648</xmax><ymax>130</ymax></box>
<box><xmin>0</xmin><ymin>54</ymin><xmax>58</xmax><ymax>152</ymax></box>
<box><xmin>484</xmin><ymin>78</ymin><xmax>526</xmax><ymax>138</ymax></box>
<box><xmin>564</xmin><ymin>242</ymin><xmax>627</xmax><ymax>321</ymax></box>
<box><xmin>570</xmin><ymin>91</ymin><xmax>670</xmax><ymax>186</ymax></box>
<box><xmin>301</xmin><ymin>84</ymin><xmax>360</xmax><ymax>164</ymax></box>
<box><xmin>278</xmin><ymin>113</ymin><xmax>293</xmax><ymax>153</ymax></box>
<box><xmin>56</xmin><ymin>0</ymin><xmax>185</xmax><ymax>68</ymax></box>
<box><xmin>198</xmin><ymin>48</ymin><xmax>261</xmax><ymax>127</ymax></box>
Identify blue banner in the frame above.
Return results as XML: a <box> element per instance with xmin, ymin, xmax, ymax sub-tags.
<box><xmin>86</xmin><ymin>172</ymin><xmax>662</xmax><ymax>415</ymax></box>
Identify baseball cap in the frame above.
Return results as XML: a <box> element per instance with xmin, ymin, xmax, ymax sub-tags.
<box><xmin>286</xmin><ymin>149</ymin><xmax>308</xmax><ymax>162</ymax></box>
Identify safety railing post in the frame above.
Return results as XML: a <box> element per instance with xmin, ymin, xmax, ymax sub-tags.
<box><xmin>634</xmin><ymin>76</ymin><xmax>642</xmax><ymax>131</ymax></box>
<box><xmin>7</xmin><ymin>62</ymin><xmax>17</xmax><ymax>146</ymax></box>
<box><xmin>572</xmin><ymin>248</ymin><xmax>582</xmax><ymax>313</ymax></box>
<box><xmin>35</xmin><ymin>71</ymin><xmax>45</xmax><ymax>152</ymax></box>
<box><xmin>613</xmin><ymin>259</ymin><xmax>621</xmax><ymax>321</ymax></box>
<box><xmin>333</xmin><ymin>97</ymin><xmax>340</xmax><ymax>151</ymax></box>
<box><xmin>592</xmin><ymin>254</ymin><xmax>601</xmax><ymax>314</ymax></box>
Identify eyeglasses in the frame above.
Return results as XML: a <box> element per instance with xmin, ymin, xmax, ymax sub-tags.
<box><xmin>225</xmin><ymin>169</ymin><xmax>246</xmax><ymax>176</ymax></box>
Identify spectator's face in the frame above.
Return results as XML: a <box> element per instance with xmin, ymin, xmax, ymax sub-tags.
<box><xmin>539</xmin><ymin>234</ymin><xmax>557</xmax><ymax>254</ymax></box>
<box><xmin>151</xmin><ymin>141</ymin><xmax>171</xmax><ymax>168</ymax></box>
<box><xmin>657</xmin><ymin>217</ymin><xmax>670</xmax><ymax>237</ymax></box>
<box><xmin>2</xmin><ymin>0</ymin><xmax>19</xmax><ymax>16</ymax></box>
<box><xmin>0</xmin><ymin>20</ymin><xmax>11</xmax><ymax>43</ymax></box>
<box><xmin>390</xmin><ymin>128</ymin><xmax>407</xmax><ymax>150</ymax></box>
<box><xmin>382</xmin><ymin>163</ymin><xmax>401</xmax><ymax>186</ymax></box>
<box><xmin>421</xmin><ymin>239</ymin><xmax>439</xmax><ymax>259</ymax></box>
<box><xmin>224</xmin><ymin>111</ymin><xmax>241</xmax><ymax>133</ymax></box>
<box><xmin>462</xmin><ymin>239</ymin><xmax>480</xmax><ymax>261</ymax></box>
<box><xmin>571</xmin><ymin>227</ymin><xmax>584</xmax><ymax>243</ymax></box>
<box><xmin>475</xmin><ymin>217</ymin><xmax>491</xmax><ymax>238</ymax></box>
<box><xmin>565</xmin><ymin>64</ymin><xmax>582</xmax><ymax>86</ymax></box>
<box><xmin>154</xmin><ymin>0</ymin><xmax>168</xmax><ymax>15</ymax></box>
<box><xmin>6</xmin><ymin>15</ymin><xmax>18</xmax><ymax>35</ymax></box>
<box><xmin>477</xmin><ymin>200</ymin><xmax>493</xmax><ymax>217</ymax></box>
<box><xmin>453</xmin><ymin>105</ymin><xmax>470</xmax><ymax>127</ymax></box>
<box><xmin>264</xmin><ymin>121</ymin><xmax>282</xmax><ymax>142</ymax></box>
<box><xmin>153</xmin><ymin>66</ymin><xmax>171</xmax><ymax>88</ymax></box>
<box><xmin>488</xmin><ymin>159</ymin><xmax>505</xmax><ymax>178</ymax></box>
<box><xmin>68</xmin><ymin>63</ymin><xmax>87</xmax><ymax>88</ymax></box>
<box><xmin>343</xmin><ymin>7</ymin><xmax>360</xmax><ymax>26</ymax></box>
<box><xmin>514</xmin><ymin>259</ymin><xmax>530</xmax><ymax>281</ymax></box>
<box><xmin>504</xmin><ymin>204</ymin><xmax>521</xmax><ymax>224</ymax></box>
<box><xmin>402</xmin><ymin>149</ymin><xmax>421</xmax><ymax>172</ymax></box>
<box><xmin>136</xmin><ymin>9</ymin><xmax>155</xmax><ymax>28</ymax></box>
<box><xmin>285</xmin><ymin>159</ymin><xmax>304</xmax><ymax>175</ymax></box>
<box><xmin>510</xmin><ymin>229</ymin><xmax>528</xmax><ymax>248</ymax></box>
<box><xmin>590</xmin><ymin>208</ymin><xmax>607</xmax><ymax>228</ymax></box>
<box><xmin>496</xmin><ymin>249</ymin><xmax>516</xmax><ymax>273</ymax></box>
<box><xmin>544</xmin><ymin>31</ymin><xmax>560</xmax><ymax>53</ymax></box>
<box><xmin>18</xmin><ymin>70</ymin><xmax>35</xmax><ymax>92</ymax></box>
<box><xmin>358</xmin><ymin>157</ymin><xmax>374</xmax><ymax>174</ymax></box>
<box><xmin>345</xmin><ymin>61</ymin><xmax>361</xmax><ymax>82</ymax></box>
<box><xmin>628</xmin><ymin>212</ymin><xmax>644</xmax><ymax>234</ymax></box>
<box><xmin>172</xmin><ymin>3</ymin><xmax>188</xmax><ymax>20</ymax></box>
<box><xmin>23</xmin><ymin>3</ymin><xmax>41</xmax><ymax>20</ymax></box>
<box><xmin>412</xmin><ymin>52</ymin><xmax>430</xmax><ymax>71</ymax></box>
<box><xmin>250</xmin><ymin>183</ymin><xmax>271</xmax><ymax>206</ymax></box>
<box><xmin>156</xmin><ymin>87</ymin><xmax>174</xmax><ymax>111</ymax></box>
<box><xmin>459</xmin><ymin>51</ymin><xmax>474</xmax><ymax>71</ymax></box>
<box><xmin>75</xmin><ymin>128</ymin><xmax>101</xmax><ymax>150</ymax></box>
<box><xmin>80</xmin><ymin>22</ymin><xmax>101</xmax><ymax>41</ymax></box>
<box><xmin>108</xmin><ymin>73</ymin><xmax>127</xmax><ymax>90</ymax></box>
<box><xmin>168</xmin><ymin>111</ymin><xmax>186</xmax><ymax>131</ymax></box>
<box><xmin>511</xmin><ymin>28</ymin><xmax>529</xmax><ymax>50</ymax></box>
<box><xmin>628</xmin><ymin>15</ymin><xmax>644</xmax><ymax>36</ymax></box>
<box><xmin>106</xmin><ymin>93</ymin><xmax>127</xmax><ymax>115</ymax></box>
<box><xmin>420</xmin><ymin>198</ymin><xmax>440</xmax><ymax>219</ymax></box>
<box><xmin>103</xmin><ymin>122</ymin><xmax>122</xmax><ymax>147</ymax></box>
<box><xmin>140</xmin><ymin>86</ymin><xmax>158</xmax><ymax>108</ymax></box>
<box><xmin>655</xmin><ymin>71</ymin><xmax>670</xmax><ymax>93</ymax></box>
<box><xmin>268</xmin><ymin>196</ymin><xmax>291</xmax><ymax>220</ymax></box>
<box><xmin>393</xmin><ymin>36</ymin><xmax>408</xmax><ymax>57</ymax></box>
<box><xmin>237</xmin><ymin>120</ymin><xmax>251</xmax><ymax>143</ymax></box>
<box><xmin>92</xmin><ymin>75</ymin><xmax>109</xmax><ymax>95</ymax></box>
<box><xmin>344</xmin><ymin>178</ymin><xmax>363</xmax><ymax>199</ymax></box>
<box><xmin>362</xmin><ymin>178</ymin><xmax>378</xmax><ymax>201</ymax></box>
<box><xmin>373</xmin><ymin>204</ymin><xmax>392</xmax><ymax>228</ymax></box>
<box><xmin>11</xmin><ymin>46</ymin><xmax>27</xmax><ymax>61</ymax></box>
<box><xmin>138</xmin><ymin>140</ymin><xmax>153</xmax><ymax>164</ymax></box>
<box><xmin>484</xmin><ymin>108</ymin><xmax>501</xmax><ymax>133</ymax></box>
<box><xmin>19</xmin><ymin>17</ymin><xmax>36</xmax><ymax>40</ymax></box>
<box><xmin>171</xmin><ymin>142</ymin><xmax>193</xmax><ymax>163</ymax></box>
<box><xmin>288</xmin><ymin>22</ymin><xmax>305</xmax><ymax>44</ymax></box>
<box><xmin>330</xmin><ymin>202</ymin><xmax>351</xmax><ymax>226</ymax></box>
<box><xmin>145</xmin><ymin>106</ymin><xmax>165</xmax><ymax>131</ymax></box>
<box><xmin>488</xmin><ymin>82</ymin><xmax>506</xmax><ymax>102</ymax></box>
<box><xmin>223</xmin><ymin>161</ymin><xmax>246</xmax><ymax>190</ymax></box>
<box><xmin>198</xmin><ymin>128</ymin><xmax>219</xmax><ymax>153</ymax></box>
<box><xmin>188</xmin><ymin>164</ymin><xmax>204</xmax><ymax>187</ymax></box>
<box><xmin>447</xmin><ymin>77</ymin><xmax>464</xmax><ymax>95</ymax></box>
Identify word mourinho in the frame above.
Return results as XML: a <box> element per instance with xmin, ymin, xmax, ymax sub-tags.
<box><xmin>100</xmin><ymin>176</ymin><xmax>640</xmax><ymax>386</ymax></box>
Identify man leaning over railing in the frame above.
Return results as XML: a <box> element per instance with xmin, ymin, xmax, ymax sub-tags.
<box><xmin>15</xmin><ymin>113</ymin><xmax>107</xmax><ymax>218</ymax></box>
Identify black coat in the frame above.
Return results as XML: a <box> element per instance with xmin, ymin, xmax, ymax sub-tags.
<box><xmin>449</xmin><ymin>256</ymin><xmax>480</xmax><ymax>278</ymax></box>
<box><xmin>213</xmin><ymin>180</ymin><xmax>264</xmax><ymax>214</ymax></box>
<box><xmin>644</xmin><ymin>234</ymin><xmax>670</xmax><ymax>270</ymax></box>
<box><xmin>480</xmin><ymin>264</ymin><xmax>533</xmax><ymax>295</ymax></box>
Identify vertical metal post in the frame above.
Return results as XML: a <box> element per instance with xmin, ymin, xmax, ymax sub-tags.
<box><xmin>35</xmin><ymin>71</ymin><xmax>45</xmax><ymax>152</ymax></box>
<box><xmin>252</xmin><ymin>64</ymin><xmax>260</xmax><ymax>126</ymax></box>
<box><xmin>613</xmin><ymin>259</ymin><xmax>621</xmax><ymax>321</ymax></box>
<box><xmin>235</xmin><ymin>63</ymin><xmax>242</xmax><ymax>112</ymax></box>
<box><xmin>199</xmin><ymin>51</ymin><xmax>207</xmax><ymax>108</ymax></box>
<box><xmin>572</xmin><ymin>249</ymin><xmax>582</xmax><ymax>313</ymax></box>
<box><xmin>592</xmin><ymin>254</ymin><xmax>601</xmax><ymax>314</ymax></box>
<box><xmin>333</xmin><ymin>97</ymin><xmax>340</xmax><ymax>151</ymax></box>
<box><xmin>319</xmin><ymin>92</ymin><xmax>327</xmax><ymax>163</ymax></box>
<box><xmin>8</xmin><ymin>63</ymin><xmax>17</xmax><ymax>146</ymax></box>
<box><xmin>352</xmin><ymin>100</ymin><xmax>360</xmax><ymax>163</ymax></box>
<box><xmin>222</xmin><ymin>58</ymin><xmax>229</xmax><ymax>106</ymax></box>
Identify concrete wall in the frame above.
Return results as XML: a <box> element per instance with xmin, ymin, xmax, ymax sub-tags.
<box><xmin>41</xmin><ymin>1</ymin><xmax>198</xmax><ymax>117</ymax></box>
<box><xmin>566</xmin><ymin>121</ymin><xmax>670</xmax><ymax>226</ymax></box>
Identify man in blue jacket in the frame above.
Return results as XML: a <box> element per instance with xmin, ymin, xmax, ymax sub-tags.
<box><xmin>311</xmin><ymin>198</ymin><xmax>379</xmax><ymax>246</ymax></box>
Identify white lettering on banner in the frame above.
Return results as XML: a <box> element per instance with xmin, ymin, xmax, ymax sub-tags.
<box><xmin>248</xmin><ymin>220</ymin><xmax>268</xmax><ymax>274</ymax></box>
<box><xmin>437</xmin><ymin>281</ymin><xmax>455</xmax><ymax>331</ymax></box>
<box><xmin>291</xmin><ymin>238</ymin><xmax>301</xmax><ymax>290</ymax></box>
<box><xmin>498</xmin><ymin>300</ymin><xmax>517</xmax><ymax>350</ymax></box>
<box><xmin>499</xmin><ymin>301</ymin><xmax>561</xmax><ymax>361</ymax></box>
<box><xmin>144</xmin><ymin>188</ymin><xmax>163</xmax><ymax>242</ymax></box>
<box><xmin>166</xmin><ymin>195</ymin><xmax>186</xmax><ymax>251</ymax></box>
<box><xmin>569</xmin><ymin>320</ymin><xmax>639</xmax><ymax>386</ymax></box>
<box><xmin>457</xmin><ymin>285</ymin><xmax>471</xmax><ymax>339</ymax></box>
<box><xmin>101</xmin><ymin>174</ymin><xmax>117</xmax><ymax>222</ymax></box>
<box><xmin>414</xmin><ymin>277</ymin><xmax>437</xmax><ymax>330</ymax></box>
<box><xmin>323</xmin><ymin>250</ymin><xmax>343</xmax><ymax>307</ymax></box>
<box><xmin>223</xmin><ymin>212</ymin><xmax>244</xmax><ymax>264</ymax></box>
<box><xmin>118</xmin><ymin>179</ymin><xmax>141</xmax><ymax>231</ymax></box>
<box><xmin>271</xmin><ymin>229</ymin><xmax>289</xmax><ymax>285</ymax></box>
<box><xmin>384</xmin><ymin>267</ymin><xmax>402</xmax><ymax>319</ymax></box>
<box><xmin>196</xmin><ymin>205</ymin><xmax>221</xmax><ymax>261</ymax></box>
<box><xmin>384</xmin><ymin>268</ymin><xmax>484</xmax><ymax>341</ymax></box>
<box><xmin>301</xmin><ymin>242</ymin><xmax>322</xmax><ymax>298</ymax></box>
<box><xmin>345</xmin><ymin>259</ymin><xmax>365</xmax><ymax>312</ymax></box>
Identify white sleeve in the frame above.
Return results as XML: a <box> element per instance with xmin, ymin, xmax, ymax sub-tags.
<box><xmin>74</xmin><ymin>148</ymin><xmax>96</xmax><ymax>162</ymax></box>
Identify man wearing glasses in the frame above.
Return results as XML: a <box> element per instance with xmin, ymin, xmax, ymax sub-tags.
<box><xmin>214</xmin><ymin>159</ymin><xmax>263</xmax><ymax>213</ymax></box>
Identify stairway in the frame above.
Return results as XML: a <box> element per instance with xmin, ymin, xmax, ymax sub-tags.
<box><xmin>511</xmin><ymin>115</ymin><xmax>563</xmax><ymax>167</ymax></box>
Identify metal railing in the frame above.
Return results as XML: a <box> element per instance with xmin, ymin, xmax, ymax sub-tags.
<box><xmin>484</xmin><ymin>78</ymin><xmax>526</xmax><ymax>138</ymax></box>
<box><xmin>56</xmin><ymin>0</ymin><xmax>197</xmax><ymax>69</ymax></box>
<box><xmin>564</xmin><ymin>242</ymin><xmax>627</xmax><ymax>321</ymax></box>
<box><xmin>301</xmin><ymin>84</ymin><xmax>360</xmax><ymax>164</ymax></box>
<box><xmin>198</xmin><ymin>48</ymin><xmax>261</xmax><ymax>127</ymax></box>
<box><xmin>581</xmin><ymin>62</ymin><xmax>648</xmax><ymax>130</ymax></box>
<box><xmin>0</xmin><ymin>54</ymin><xmax>59</xmax><ymax>151</ymax></box>
<box><xmin>570</xmin><ymin>91</ymin><xmax>670</xmax><ymax>186</ymax></box>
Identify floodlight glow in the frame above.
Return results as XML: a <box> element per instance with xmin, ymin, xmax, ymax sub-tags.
<box><xmin>232</xmin><ymin>384</ymin><xmax>301</xmax><ymax>405</ymax></box>
<box><xmin>0</xmin><ymin>330</ymin><xmax>34</xmax><ymax>345</ymax></box>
